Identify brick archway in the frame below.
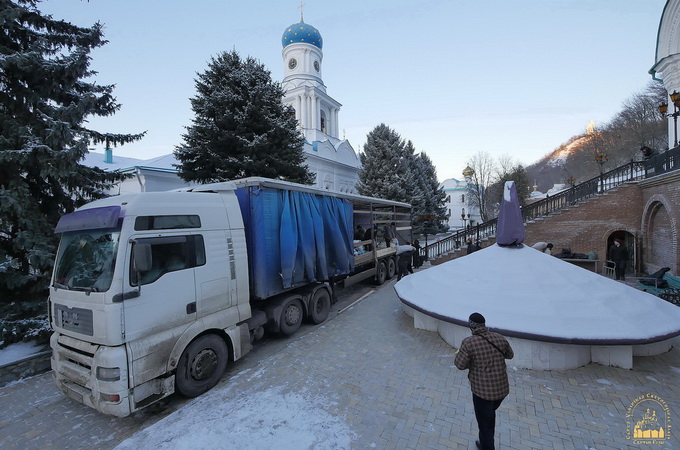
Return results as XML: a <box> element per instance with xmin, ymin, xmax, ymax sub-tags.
<box><xmin>603</xmin><ymin>228</ymin><xmax>637</xmax><ymax>274</ymax></box>
<box><xmin>642</xmin><ymin>194</ymin><xmax>678</xmax><ymax>274</ymax></box>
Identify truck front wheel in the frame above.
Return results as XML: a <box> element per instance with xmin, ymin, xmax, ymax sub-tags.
<box><xmin>280</xmin><ymin>298</ymin><xmax>303</xmax><ymax>335</ymax></box>
<box><xmin>176</xmin><ymin>334</ymin><xmax>228</xmax><ymax>398</ymax></box>
<box><xmin>309</xmin><ymin>288</ymin><xmax>331</xmax><ymax>324</ymax></box>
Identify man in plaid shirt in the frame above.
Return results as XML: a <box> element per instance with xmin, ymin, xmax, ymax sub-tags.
<box><xmin>455</xmin><ymin>312</ymin><xmax>514</xmax><ymax>450</ymax></box>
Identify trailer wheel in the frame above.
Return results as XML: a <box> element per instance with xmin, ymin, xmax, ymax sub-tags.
<box><xmin>176</xmin><ymin>334</ymin><xmax>228</xmax><ymax>398</ymax></box>
<box><xmin>375</xmin><ymin>260</ymin><xmax>387</xmax><ymax>285</ymax></box>
<box><xmin>280</xmin><ymin>298</ymin><xmax>303</xmax><ymax>335</ymax></box>
<box><xmin>309</xmin><ymin>288</ymin><xmax>331</xmax><ymax>324</ymax></box>
<box><xmin>386</xmin><ymin>257</ymin><xmax>396</xmax><ymax>280</ymax></box>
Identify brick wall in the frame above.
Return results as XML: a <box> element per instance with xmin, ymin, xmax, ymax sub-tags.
<box><xmin>431</xmin><ymin>172</ymin><xmax>680</xmax><ymax>276</ymax></box>
<box><xmin>524</xmin><ymin>183</ymin><xmax>643</xmax><ymax>271</ymax></box>
<box><xmin>639</xmin><ymin>171</ymin><xmax>680</xmax><ymax>274</ymax></box>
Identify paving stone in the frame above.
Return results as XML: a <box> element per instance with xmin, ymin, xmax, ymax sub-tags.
<box><xmin>2</xmin><ymin>279</ymin><xmax>680</xmax><ymax>448</ymax></box>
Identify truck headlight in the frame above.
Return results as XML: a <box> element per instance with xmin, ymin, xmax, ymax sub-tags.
<box><xmin>96</xmin><ymin>366</ymin><xmax>121</xmax><ymax>382</ymax></box>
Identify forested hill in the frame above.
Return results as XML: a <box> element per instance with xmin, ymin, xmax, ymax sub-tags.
<box><xmin>525</xmin><ymin>82</ymin><xmax>668</xmax><ymax>192</ymax></box>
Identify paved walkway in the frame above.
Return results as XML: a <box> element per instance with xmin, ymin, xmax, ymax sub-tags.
<box><xmin>1</xmin><ymin>277</ymin><xmax>679</xmax><ymax>448</ymax></box>
<box><xmin>249</xmin><ymin>281</ymin><xmax>680</xmax><ymax>449</ymax></box>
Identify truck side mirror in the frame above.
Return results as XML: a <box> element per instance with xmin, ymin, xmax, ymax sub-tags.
<box><xmin>133</xmin><ymin>243</ymin><xmax>152</xmax><ymax>272</ymax></box>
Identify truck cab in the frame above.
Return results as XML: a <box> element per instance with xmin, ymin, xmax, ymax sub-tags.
<box><xmin>50</xmin><ymin>184</ymin><xmax>251</xmax><ymax>416</ymax></box>
<box><xmin>49</xmin><ymin>177</ymin><xmax>412</xmax><ymax>416</ymax></box>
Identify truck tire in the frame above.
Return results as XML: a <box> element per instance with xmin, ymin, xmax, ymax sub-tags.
<box><xmin>309</xmin><ymin>288</ymin><xmax>331</xmax><ymax>324</ymax></box>
<box><xmin>280</xmin><ymin>298</ymin><xmax>303</xmax><ymax>335</ymax></box>
<box><xmin>176</xmin><ymin>334</ymin><xmax>228</xmax><ymax>398</ymax></box>
<box><xmin>386</xmin><ymin>257</ymin><xmax>396</xmax><ymax>280</ymax></box>
<box><xmin>375</xmin><ymin>260</ymin><xmax>387</xmax><ymax>285</ymax></box>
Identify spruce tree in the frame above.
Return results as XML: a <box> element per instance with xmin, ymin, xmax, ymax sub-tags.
<box><xmin>412</xmin><ymin>152</ymin><xmax>448</xmax><ymax>235</ymax></box>
<box><xmin>0</xmin><ymin>0</ymin><xmax>143</xmax><ymax>301</ymax></box>
<box><xmin>175</xmin><ymin>50</ymin><xmax>314</xmax><ymax>184</ymax></box>
<box><xmin>357</xmin><ymin>124</ymin><xmax>414</xmax><ymax>203</ymax></box>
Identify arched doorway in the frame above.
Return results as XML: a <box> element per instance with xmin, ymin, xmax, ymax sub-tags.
<box><xmin>606</xmin><ymin>231</ymin><xmax>636</xmax><ymax>276</ymax></box>
<box><xmin>645</xmin><ymin>201</ymin><xmax>675</xmax><ymax>273</ymax></box>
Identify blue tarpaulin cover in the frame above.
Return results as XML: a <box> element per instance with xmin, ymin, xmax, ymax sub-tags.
<box><xmin>235</xmin><ymin>185</ymin><xmax>354</xmax><ymax>300</ymax></box>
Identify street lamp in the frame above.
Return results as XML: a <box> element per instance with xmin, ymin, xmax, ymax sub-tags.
<box><xmin>659</xmin><ymin>90</ymin><xmax>680</xmax><ymax>148</ymax></box>
<box><xmin>460</xmin><ymin>210</ymin><xmax>470</xmax><ymax>229</ymax></box>
<box><xmin>595</xmin><ymin>150</ymin><xmax>609</xmax><ymax>176</ymax></box>
<box><xmin>462</xmin><ymin>166</ymin><xmax>475</xmax><ymax>229</ymax></box>
<box><xmin>595</xmin><ymin>150</ymin><xmax>608</xmax><ymax>193</ymax></box>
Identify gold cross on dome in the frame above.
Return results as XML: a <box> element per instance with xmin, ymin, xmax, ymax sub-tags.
<box><xmin>299</xmin><ymin>1</ymin><xmax>305</xmax><ymax>21</ymax></box>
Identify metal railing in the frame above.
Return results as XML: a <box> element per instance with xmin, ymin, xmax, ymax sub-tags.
<box><xmin>423</xmin><ymin>147</ymin><xmax>680</xmax><ymax>261</ymax></box>
<box><xmin>421</xmin><ymin>220</ymin><xmax>497</xmax><ymax>260</ymax></box>
<box><xmin>643</xmin><ymin>145</ymin><xmax>680</xmax><ymax>178</ymax></box>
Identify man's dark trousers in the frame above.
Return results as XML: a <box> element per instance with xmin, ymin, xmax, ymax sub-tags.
<box><xmin>472</xmin><ymin>393</ymin><xmax>503</xmax><ymax>449</ymax></box>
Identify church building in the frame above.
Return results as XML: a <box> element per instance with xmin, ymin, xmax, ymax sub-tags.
<box><xmin>280</xmin><ymin>17</ymin><xmax>361</xmax><ymax>193</ymax></box>
<box><xmin>84</xmin><ymin>16</ymin><xmax>361</xmax><ymax>194</ymax></box>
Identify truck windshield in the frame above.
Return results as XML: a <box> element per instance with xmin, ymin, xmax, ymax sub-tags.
<box><xmin>53</xmin><ymin>229</ymin><xmax>121</xmax><ymax>292</ymax></box>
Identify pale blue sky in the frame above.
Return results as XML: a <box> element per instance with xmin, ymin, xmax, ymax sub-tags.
<box><xmin>40</xmin><ymin>0</ymin><xmax>666</xmax><ymax>181</ymax></box>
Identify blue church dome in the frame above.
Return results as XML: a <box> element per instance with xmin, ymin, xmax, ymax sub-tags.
<box><xmin>282</xmin><ymin>21</ymin><xmax>323</xmax><ymax>49</ymax></box>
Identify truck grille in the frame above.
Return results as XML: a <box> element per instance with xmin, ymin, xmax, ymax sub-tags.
<box><xmin>54</xmin><ymin>304</ymin><xmax>93</xmax><ymax>336</ymax></box>
<box><xmin>53</xmin><ymin>334</ymin><xmax>98</xmax><ymax>392</ymax></box>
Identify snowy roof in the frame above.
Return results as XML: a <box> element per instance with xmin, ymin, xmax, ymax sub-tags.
<box><xmin>81</xmin><ymin>151</ymin><xmax>179</xmax><ymax>172</ymax></box>
<box><xmin>394</xmin><ymin>244</ymin><xmax>680</xmax><ymax>344</ymax></box>
<box><xmin>440</xmin><ymin>177</ymin><xmax>465</xmax><ymax>190</ymax></box>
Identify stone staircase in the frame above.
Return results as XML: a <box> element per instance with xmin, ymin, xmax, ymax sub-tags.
<box><xmin>426</xmin><ymin>183</ymin><xmax>637</xmax><ymax>267</ymax></box>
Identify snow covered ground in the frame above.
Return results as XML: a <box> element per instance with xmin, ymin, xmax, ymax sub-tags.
<box><xmin>0</xmin><ymin>341</ymin><xmax>46</xmax><ymax>366</ymax></box>
<box><xmin>115</xmin><ymin>366</ymin><xmax>355</xmax><ymax>449</ymax></box>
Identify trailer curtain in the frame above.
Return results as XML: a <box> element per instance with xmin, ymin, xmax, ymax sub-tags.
<box><xmin>280</xmin><ymin>190</ymin><xmax>354</xmax><ymax>288</ymax></box>
<box><xmin>236</xmin><ymin>186</ymin><xmax>354</xmax><ymax>299</ymax></box>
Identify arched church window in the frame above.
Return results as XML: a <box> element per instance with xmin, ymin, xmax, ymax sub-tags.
<box><xmin>320</xmin><ymin>110</ymin><xmax>327</xmax><ymax>133</ymax></box>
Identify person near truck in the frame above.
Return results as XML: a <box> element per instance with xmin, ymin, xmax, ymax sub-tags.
<box><xmin>384</xmin><ymin>222</ymin><xmax>396</xmax><ymax>247</ymax></box>
<box><xmin>395</xmin><ymin>242</ymin><xmax>415</xmax><ymax>280</ymax></box>
<box><xmin>455</xmin><ymin>313</ymin><xmax>514</xmax><ymax>450</ymax></box>
<box><xmin>354</xmin><ymin>225</ymin><xmax>365</xmax><ymax>241</ymax></box>
<box><xmin>412</xmin><ymin>240</ymin><xmax>422</xmax><ymax>268</ymax></box>
<box><xmin>363</xmin><ymin>225</ymin><xmax>377</xmax><ymax>251</ymax></box>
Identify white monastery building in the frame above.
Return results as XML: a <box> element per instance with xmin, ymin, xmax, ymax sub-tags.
<box><xmin>84</xmin><ymin>17</ymin><xmax>361</xmax><ymax>194</ymax></box>
<box><xmin>440</xmin><ymin>176</ymin><xmax>481</xmax><ymax>231</ymax></box>
<box><xmin>651</xmin><ymin>0</ymin><xmax>680</xmax><ymax>146</ymax></box>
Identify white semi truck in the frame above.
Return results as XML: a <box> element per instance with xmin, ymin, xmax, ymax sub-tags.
<box><xmin>49</xmin><ymin>177</ymin><xmax>411</xmax><ymax>416</ymax></box>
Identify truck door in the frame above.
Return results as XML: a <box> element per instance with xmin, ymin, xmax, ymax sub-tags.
<box><xmin>123</xmin><ymin>235</ymin><xmax>203</xmax><ymax>342</ymax></box>
<box><xmin>192</xmin><ymin>230</ymin><xmax>235</xmax><ymax>316</ymax></box>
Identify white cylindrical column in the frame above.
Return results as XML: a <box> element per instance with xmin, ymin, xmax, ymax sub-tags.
<box><xmin>295</xmin><ymin>95</ymin><xmax>302</xmax><ymax>126</ymax></box>
<box><xmin>332</xmin><ymin>108</ymin><xmax>338</xmax><ymax>138</ymax></box>
<box><xmin>311</xmin><ymin>94</ymin><xmax>318</xmax><ymax>131</ymax></box>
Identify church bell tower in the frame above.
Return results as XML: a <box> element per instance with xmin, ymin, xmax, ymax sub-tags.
<box><xmin>281</xmin><ymin>16</ymin><xmax>342</xmax><ymax>142</ymax></box>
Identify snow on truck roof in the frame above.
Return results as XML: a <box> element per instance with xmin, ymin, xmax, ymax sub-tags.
<box><xmin>187</xmin><ymin>177</ymin><xmax>412</xmax><ymax>209</ymax></box>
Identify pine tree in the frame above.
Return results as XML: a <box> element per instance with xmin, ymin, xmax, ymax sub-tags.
<box><xmin>357</xmin><ymin>124</ymin><xmax>414</xmax><ymax>203</ymax></box>
<box><xmin>175</xmin><ymin>50</ymin><xmax>314</xmax><ymax>184</ymax></box>
<box><xmin>412</xmin><ymin>152</ymin><xmax>448</xmax><ymax>235</ymax></box>
<box><xmin>0</xmin><ymin>0</ymin><xmax>143</xmax><ymax>301</ymax></box>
